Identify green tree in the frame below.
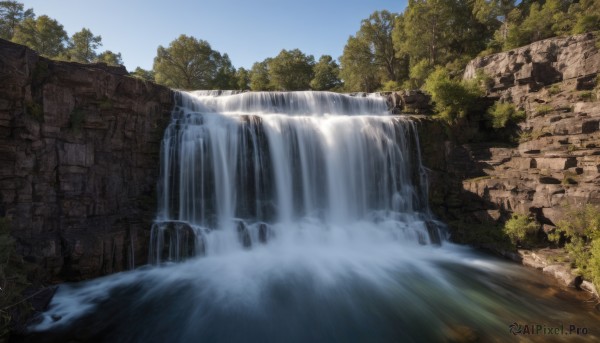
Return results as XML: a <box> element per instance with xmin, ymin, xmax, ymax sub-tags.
<box><xmin>407</xmin><ymin>59</ymin><xmax>434</xmax><ymax>89</ymax></box>
<box><xmin>268</xmin><ymin>49</ymin><xmax>315</xmax><ymax>90</ymax></box>
<box><xmin>235</xmin><ymin>67</ymin><xmax>250</xmax><ymax>90</ymax></box>
<box><xmin>0</xmin><ymin>0</ymin><xmax>33</xmax><ymax>40</ymax></box>
<box><xmin>504</xmin><ymin>0</ymin><xmax>570</xmax><ymax>49</ymax></box>
<box><xmin>130</xmin><ymin>67</ymin><xmax>155</xmax><ymax>81</ymax></box>
<box><xmin>66</xmin><ymin>28</ymin><xmax>102</xmax><ymax>63</ymax></box>
<box><xmin>310</xmin><ymin>55</ymin><xmax>341</xmax><ymax>91</ymax></box>
<box><xmin>153</xmin><ymin>34</ymin><xmax>220</xmax><ymax>90</ymax></box>
<box><xmin>95</xmin><ymin>50</ymin><xmax>123</xmax><ymax>66</ymax></box>
<box><xmin>12</xmin><ymin>15</ymin><xmax>67</xmax><ymax>57</ymax></box>
<box><xmin>342</xmin><ymin>10</ymin><xmax>406</xmax><ymax>92</ymax></box>
<box><xmin>340</xmin><ymin>36</ymin><xmax>380</xmax><ymax>92</ymax></box>
<box><xmin>473</xmin><ymin>0</ymin><xmax>517</xmax><ymax>41</ymax></box>
<box><xmin>359</xmin><ymin>10</ymin><xmax>404</xmax><ymax>82</ymax></box>
<box><xmin>402</xmin><ymin>0</ymin><xmax>454</xmax><ymax>66</ymax></box>
<box><xmin>571</xmin><ymin>0</ymin><xmax>600</xmax><ymax>34</ymax></box>
<box><xmin>213</xmin><ymin>53</ymin><xmax>237</xmax><ymax>90</ymax></box>
<box><xmin>249</xmin><ymin>59</ymin><xmax>271</xmax><ymax>91</ymax></box>
<box><xmin>400</xmin><ymin>0</ymin><xmax>491</xmax><ymax>69</ymax></box>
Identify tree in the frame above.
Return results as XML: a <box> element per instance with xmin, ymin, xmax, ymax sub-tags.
<box><xmin>95</xmin><ymin>50</ymin><xmax>123</xmax><ymax>66</ymax></box>
<box><xmin>401</xmin><ymin>0</ymin><xmax>454</xmax><ymax>66</ymax></box>
<box><xmin>130</xmin><ymin>67</ymin><xmax>155</xmax><ymax>81</ymax></box>
<box><xmin>249</xmin><ymin>59</ymin><xmax>271</xmax><ymax>91</ymax></box>
<box><xmin>153</xmin><ymin>35</ymin><xmax>220</xmax><ymax>90</ymax></box>
<box><xmin>339</xmin><ymin>36</ymin><xmax>380</xmax><ymax>92</ymax></box>
<box><xmin>472</xmin><ymin>0</ymin><xmax>517</xmax><ymax>41</ymax></box>
<box><xmin>0</xmin><ymin>0</ymin><xmax>33</xmax><ymax>40</ymax></box>
<box><xmin>359</xmin><ymin>10</ymin><xmax>404</xmax><ymax>83</ymax></box>
<box><xmin>571</xmin><ymin>0</ymin><xmax>600</xmax><ymax>34</ymax></box>
<box><xmin>12</xmin><ymin>15</ymin><xmax>67</xmax><ymax>57</ymax></box>
<box><xmin>268</xmin><ymin>49</ymin><xmax>315</xmax><ymax>90</ymax></box>
<box><xmin>66</xmin><ymin>28</ymin><xmax>102</xmax><ymax>63</ymax></box>
<box><xmin>341</xmin><ymin>10</ymin><xmax>407</xmax><ymax>92</ymax></box>
<box><xmin>310</xmin><ymin>55</ymin><xmax>341</xmax><ymax>91</ymax></box>
<box><xmin>235</xmin><ymin>67</ymin><xmax>250</xmax><ymax>90</ymax></box>
<box><xmin>212</xmin><ymin>53</ymin><xmax>237</xmax><ymax>90</ymax></box>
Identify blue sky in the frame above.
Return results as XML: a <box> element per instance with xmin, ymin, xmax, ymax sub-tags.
<box><xmin>21</xmin><ymin>0</ymin><xmax>408</xmax><ymax>72</ymax></box>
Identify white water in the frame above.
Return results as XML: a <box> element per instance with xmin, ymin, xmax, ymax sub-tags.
<box><xmin>149</xmin><ymin>91</ymin><xmax>440</xmax><ymax>262</ymax></box>
<box><xmin>29</xmin><ymin>91</ymin><xmax>600</xmax><ymax>342</ymax></box>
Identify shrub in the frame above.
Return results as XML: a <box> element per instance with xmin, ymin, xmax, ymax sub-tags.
<box><xmin>423</xmin><ymin>67</ymin><xmax>483</xmax><ymax>124</ymax></box>
<box><xmin>550</xmin><ymin>204</ymin><xmax>600</xmax><ymax>288</ymax></box>
<box><xmin>535</xmin><ymin>104</ymin><xmax>554</xmax><ymax>116</ymax></box>
<box><xmin>380</xmin><ymin>80</ymin><xmax>401</xmax><ymax>92</ymax></box>
<box><xmin>408</xmin><ymin>59</ymin><xmax>434</xmax><ymax>89</ymax></box>
<box><xmin>572</xmin><ymin>15</ymin><xmax>600</xmax><ymax>34</ymax></box>
<box><xmin>486</xmin><ymin>101</ymin><xmax>526</xmax><ymax>129</ymax></box>
<box><xmin>473</xmin><ymin>70</ymin><xmax>494</xmax><ymax>92</ymax></box>
<box><xmin>579</xmin><ymin>91</ymin><xmax>594</xmax><ymax>101</ymax></box>
<box><xmin>503</xmin><ymin>214</ymin><xmax>540</xmax><ymax>247</ymax></box>
<box><xmin>547</xmin><ymin>84</ymin><xmax>561</xmax><ymax>95</ymax></box>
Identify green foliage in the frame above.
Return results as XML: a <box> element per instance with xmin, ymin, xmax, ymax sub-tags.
<box><xmin>65</xmin><ymin>28</ymin><xmax>101</xmax><ymax>63</ymax></box>
<box><xmin>380</xmin><ymin>80</ymin><xmax>401</xmax><ymax>92</ymax></box>
<box><xmin>473</xmin><ymin>69</ymin><xmax>494</xmax><ymax>92</ymax></box>
<box><xmin>535</xmin><ymin>104</ymin><xmax>554</xmax><ymax>116</ymax></box>
<box><xmin>0</xmin><ymin>217</ymin><xmax>32</xmax><ymax>339</ymax></box>
<box><xmin>130</xmin><ymin>67</ymin><xmax>155</xmax><ymax>82</ymax></box>
<box><xmin>407</xmin><ymin>59</ymin><xmax>433</xmax><ymax>89</ymax></box>
<box><xmin>0</xmin><ymin>0</ymin><xmax>33</xmax><ymax>40</ymax></box>
<box><xmin>449</xmin><ymin>219</ymin><xmax>514</xmax><ymax>251</ymax></box>
<box><xmin>486</xmin><ymin>101</ymin><xmax>525</xmax><ymax>129</ymax></box>
<box><xmin>358</xmin><ymin>10</ymin><xmax>405</xmax><ymax>83</ymax></box>
<box><xmin>423</xmin><ymin>67</ymin><xmax>483</xmax><ymax>124</ymax></box>
<box><xmin>268</xmin><ymin>49</ymin><xmax>314</xmax><ymax>91</ymax></box>
<box><xmin>579</xmin><ymin>91</ymin><xmax>594</xmax><ymax>101</ymax></box>
<box><xmin>339</xmin><ymin>35</ymin><xmax>380</xmax><ymax>92</ymax></box>
<box><xmin>310</xmin><ymin>55</ymin><xmax>341</xmax><ymax>91</ymax></box>
<box><xmin>249</xmin><ymin>60</ymin><xmax>271</xmax><ymax>91</ymax></box>
<box><xmin>547</xmin><ymin>84</ymin><xmax>561</xmax><ymax>95</ymax></box>
<box><xmin>550</xmin><ymin>204</ymin><xmax>600</xmax><ymax>287</ymax></box>
<box><xmin>212</xmin><ymin>53</ymin><xmax>237</xmax><ymax>90</ymax></box>
<box><xmin>235</xmin><ymin>67</ymin><xmax>250</xmax><ymax>90</ymax></box>
<box><xmin>12</xmin><ymin>15</ymin><xmax>67</xmax><ymax>58</ymax></box>
<box><xmin>503</xmin><ymin>213</ymin><xmax>540</xmax><ymax>247</ymax></box>
<box><xmin>95</xmin><ymin>50</ymin><xmax>123</xmax><ymax>66</ymax></box>
<box><xmin>153</xmin><ymin>35</ymin><xmax>223</xmax><ymax>90</ymax></box>
<box><xmin>573</xmin><ymin>15</ymin><xmax>600</xmax><ymax>34</ymax></box>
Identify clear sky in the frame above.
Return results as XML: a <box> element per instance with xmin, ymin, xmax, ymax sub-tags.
<box><xmin>21</xmin><ymin>0</ymin><xmax>408</xmax><ymax>72</ymax></box>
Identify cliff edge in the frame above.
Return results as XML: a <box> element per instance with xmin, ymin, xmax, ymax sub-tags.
<box><xmin>0</xmin><ymin>39</ymin><xmax>173</xmax><ymax>281</ymax></box>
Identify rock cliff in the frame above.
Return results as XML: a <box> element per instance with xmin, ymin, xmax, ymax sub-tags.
<box><xmin>0</xmin><ymin>39</ymin><xmax>173</xmax><ymax>281</ymax></box>
<box><xmin>422</xmin><ymin>32</ymin><xmax>600</xmax><ymax>236</ymax></box>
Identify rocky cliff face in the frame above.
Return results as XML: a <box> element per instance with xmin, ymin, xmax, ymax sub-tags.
<box><xmin>425</xmin><ymin>32</ymin><xmax>600</xmax><ymax>234</ymax></box>
<box><xmin>0</xmin><ymin>39</ymin><xmax>173</xmax><ymax>281</ymax></box>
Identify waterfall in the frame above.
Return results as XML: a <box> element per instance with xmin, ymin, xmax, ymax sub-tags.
<box><xmin>29</xmin><ymin>91</ymin><xmax>600</xmax><ymax>343</ymax></box>
<box><xmin>150</xmin><ymin>91</ymin><xmax>442</xmax><ymax>262</ymax></box>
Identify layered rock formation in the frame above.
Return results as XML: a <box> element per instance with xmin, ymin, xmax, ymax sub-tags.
<box><xmin>419</xmin><ymin>32</ymin><xmax>600</xmax><ymax>234</ymax></box>
<box><xmin>0</xmin><ymin>39</ymin><xmax>173</xmax><ymax>281</ymax></box>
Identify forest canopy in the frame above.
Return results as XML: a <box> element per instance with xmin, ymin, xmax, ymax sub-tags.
<box><xmin>1</xmin><ymin>0</ymin><xmax>599</xmax><ymax>91</ymax></box>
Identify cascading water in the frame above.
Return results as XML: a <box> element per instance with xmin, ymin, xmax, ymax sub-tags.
<box><xmin>149</xmin><ymin>90</ymin><xmax>441</xmax><ymax>263</ymax></box>
<box><xmin>28</xmin><ymin>91</ymin><xmax>600</xmax><ymax>343</ymax></box>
